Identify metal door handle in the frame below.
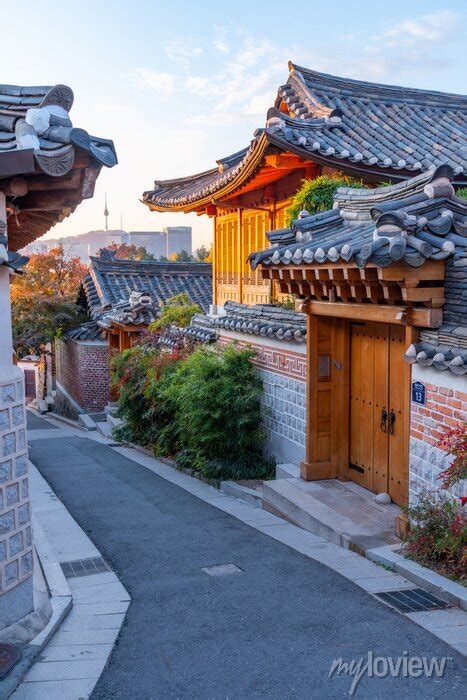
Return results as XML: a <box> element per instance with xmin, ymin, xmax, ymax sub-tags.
<box><xmin>388</xmin><ymin>409</ymin><xmax>396</xmax><ymax>435</ymax></box>
<box><xmin>380</xmin><ymin>407</ymin><xmax>388</xmax><ymax>433</ymax></box>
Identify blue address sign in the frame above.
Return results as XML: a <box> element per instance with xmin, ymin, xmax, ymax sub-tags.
<box><xmin>412</xmin><ymin>380</ymin><xmax>426</xmax><ymax>406</ymax></box>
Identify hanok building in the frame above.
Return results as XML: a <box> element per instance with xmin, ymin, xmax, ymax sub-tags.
<box><xmin>0</xmin><ymin>83</ymin><xmax>116</xmax><ymax>634</ymax></box>
<box><xmin>56</xmin><ymin>253</ymin><xmax>212</xmax><ymax>414</ymax></box>
<box><xmin>143</xmin><ymin>64</ymin><xmax>466</xmax><ymax>507</ymax></box>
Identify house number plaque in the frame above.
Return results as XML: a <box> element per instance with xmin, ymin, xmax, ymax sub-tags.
<box><xmin>411</xmin><ymin>380</ymin><xmax>426</xmax><ymax>406</ymax></box>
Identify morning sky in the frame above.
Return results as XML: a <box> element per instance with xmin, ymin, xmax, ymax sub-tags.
<box><xmin>9</xmin><ymin>0</ymin><xmax>467</xmax><ymax>248</ymax></box>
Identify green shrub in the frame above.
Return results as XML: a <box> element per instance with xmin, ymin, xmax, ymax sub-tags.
<box><xmin>111</xmin><ymin>342</ymin><xmax>274</xmax><ymax>480</ymax></box>
<box><xmin>163</xmin><ymin>344</ymin><xmax>274</xmax><ymax>479</ymax></box>
<box><xmin>456</xmin><ymin>187</ymin><xmax>467</xmax><ymax>200</ymax></box>
<box><xmin>110</xmin><ymin>346</ymin><xmax>180</xmax><ymax>449</ymax></box>
<box><xmin>149</xmin><ymin>292</ymin><xmax>200</xmax><ymax>330</ymax></box>
<box><xmin>286</xmin><ymin>174</ymin><xmax>362</xmax><ymax>225</ymax></box>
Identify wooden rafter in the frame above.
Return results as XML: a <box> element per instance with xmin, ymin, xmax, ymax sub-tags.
<box><xmin>260</xmin><ymin>261</ymin><xmax>446</xmax><ymax>314</ymax></box>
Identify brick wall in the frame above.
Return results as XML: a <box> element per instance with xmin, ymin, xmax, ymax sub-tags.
<box><xmin>56</xmin><ymin>338</ymin><xmax>110</xmax><ymax>413</ymax></box>
<box><xmin>409</xmin><ymin>365</ymin><xmax>466</xmax><ymax>503</ymax></box>
<box><xmin>410</xmin><ymin>385</ymin><xmax>466</xmax><ymax>445</ymax></box>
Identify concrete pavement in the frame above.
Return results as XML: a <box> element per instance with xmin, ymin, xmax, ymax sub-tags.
<box><xmin>22</xmin><ymin>413</ymin><xmax>466</xmax><ymax>699</ymax></box>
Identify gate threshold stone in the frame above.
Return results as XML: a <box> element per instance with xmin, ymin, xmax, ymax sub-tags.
<box><xmin>262</xmin><ymin>477</ymin><xmax>401</xmax><ymax>555</ymax></box>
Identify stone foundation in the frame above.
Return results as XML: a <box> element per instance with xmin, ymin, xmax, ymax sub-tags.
<box><xmin>0</xmin><ymin>368</ymin><xmax>33</xmax><ymax>628</ymax></box>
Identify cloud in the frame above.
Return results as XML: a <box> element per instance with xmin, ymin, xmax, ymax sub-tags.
<box><xmin>378</xmin><ymin>10</ymin><xmax>456</xmax><ymax>46</ymax></box>
<box><xmin>357</xmin><ymin>10</ymin><xmax>458</xmax><ymax>78</ymax></box>
<box><xmin>164</xmin><ymin>38</ymin><xmax>203</xmax><ymax>69</ymax></box>
<box><xmin>130</xmin><ymin>68</ymin><xmax>176</xmax><ymax>95</ymax></box>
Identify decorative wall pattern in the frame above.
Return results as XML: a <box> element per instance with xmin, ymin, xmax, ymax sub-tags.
<box><xmin>218</xmin><ymin>337</ymin><xmax>307</xmax><ymax>381</ymax></box>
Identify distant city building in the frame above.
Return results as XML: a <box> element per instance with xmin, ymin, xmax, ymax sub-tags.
<box><xmin>163</xmin><ymin>226</ymin><xmax>192</xmax><ymax>257</ymax></box>
<box><xmin>128</xmin><ymin>231</ymin><xmax>166</xmax><ymax>258</ymax></box>
<box><xmin>21</xmin><ymin>226</ymin><xmax>193</xmax><ymax>263</ymax></box>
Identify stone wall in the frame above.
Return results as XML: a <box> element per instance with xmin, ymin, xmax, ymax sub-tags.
<box><xmin>259</xmin><ymin>369</ymin><xmax>306</xmax><ymax>464</ymax></box>
<box><xmin>409</xmin><ymin>364</ymin><xmax>466</xmax><ymax>504</ymax></box>
<box><xmin>55</xmin><ymin>338</ymin><xmax>110</xmax><ymax>413</ymax></box>
<box><xmin>0</xmin><ymin>370</ymin><xmax>33</xmax><ymax>628</ymax></box>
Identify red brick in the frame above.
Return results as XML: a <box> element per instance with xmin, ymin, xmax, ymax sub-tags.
<box><xmin>430</xmin><ymin>411</ymin><xmax>446</xmax><ymax>423</ymax></box>
<box><xmin>437</xmin><ymin>405</ymin><xmax>454</xmax><ymax>417</ymax></box>
<box><xmin>439</xmin><ymin>387</ymin><xmax>453</xmax><ymax>397</ymax></box>
<box><xmin>444</xmin><ymin>416</ymin><xmax>460</xmax><ymax>428</ymax></box>
<box><xmin>454</xmin><ymin>391</ymin><xmax>467</xmax><ymax>401</ymax></box>
<box><xmin>425</xmin><ymin>384</ymin><xmax>438</xmax><ymax>392</ymax></box>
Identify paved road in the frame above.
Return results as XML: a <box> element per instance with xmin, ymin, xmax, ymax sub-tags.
<box><xmin>29</xmin><ymin>431</ymin><xmax>465</xmax><ymax>699</ymax></box>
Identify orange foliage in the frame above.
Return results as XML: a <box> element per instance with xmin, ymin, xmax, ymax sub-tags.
<box><xmin>11</xmin><ymin>244</ymin><xmax>86</xmax><ymax>303</ymax></box>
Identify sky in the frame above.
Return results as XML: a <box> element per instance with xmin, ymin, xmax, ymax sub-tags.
<box><xmin>8</xmin><ymin>1</ymin><xmax>467</xmax><ymax>249</ymax></box>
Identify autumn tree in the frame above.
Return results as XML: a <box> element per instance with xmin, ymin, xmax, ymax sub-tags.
<box><xmin>169</xmin><ymin>250</ymin><xmax>193</xmax><ymax>262</ymax></box>
<box><xmin>11</xmin><ymin>245</ymin><xmax>86</xmax><ymax>358</ymax></box>
<box><xmin>11</xmin><ymin>244</ymin><xmax>86</xmax><ymax>303</ymax></box>
<box><xmin>98</xmin><ymin>243</ymin><xmax>155</xmax><ymax>261</ymax></box>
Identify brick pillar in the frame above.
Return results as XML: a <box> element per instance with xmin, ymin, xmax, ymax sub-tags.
<box><xmin>0</xmin><ymin>192</ymin><xmax>33</xmax><ymax>630</ymax></box>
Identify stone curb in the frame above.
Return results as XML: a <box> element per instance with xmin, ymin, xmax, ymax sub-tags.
<box><xmin>0</xmin><ymin>518</ymin><xmax>72</xmax><ymax>698</ymax></box>
<box><xmin>367</xmin><ymin>544</ymin><xmax>467</xmax><ymax>611</ymax></box>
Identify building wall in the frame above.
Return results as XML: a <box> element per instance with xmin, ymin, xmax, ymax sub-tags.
<box><xmin>217</xmin><ymin>330</ymin><xmax>307</xmax><ymax>465</ymax></box>
<box><xmin>409</xmin><ymin>363</ymin><xmax>466</xmax><ymax>503</ymax></box>
<box><xmin>129</xmin><ymin>231</ymin><xmax>166</xmax><ymax>258</ymax></box>
<box><xmin>56</xmin><ymin>338</ymin><xmax>110</xmax><ymax>413</ymax></box>
<box><xmin>163</xmin><ymin>226</ymin><xmax>192</xmax><ymax>257</ymax></box>
<box><xmin>0</xmin><ymin>372</ymin><xmax>33</xmax><ymax>627</ymax></box>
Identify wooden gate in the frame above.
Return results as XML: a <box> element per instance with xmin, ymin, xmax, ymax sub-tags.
<box><xmin>24</xmin><ymin>369</ymin><xmax>36</xmax><ymax>401</ymax></box>
<box><xmin>349</xmin><ymin>321</ymin><xmax>407</xmax><ymax>505</ymax></box>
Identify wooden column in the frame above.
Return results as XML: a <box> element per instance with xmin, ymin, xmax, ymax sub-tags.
<box><xmin>237</xmin><ymin>207</ymin><xmax>243</xmax><ymax>303</ymax></box>
<box><xmin>301</xmin><ymin>312</ymin><xmax>334</xmax><ymax>480</ymax></box>
<box><xmin>212</xmin><ymin>214</ymin><xmax>217</xmax><ymax>307</ymax></box>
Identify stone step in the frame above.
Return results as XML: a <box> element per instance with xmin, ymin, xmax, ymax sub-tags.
<box><xmin>220</xmin><ymin>481</ymin><xmax>262</xmax><ymax>508</ymax></box>
<box><xmin>275</xmin><ymin>463</ymin><xmax>300</xmax><ymax>479</ymax></box>
<box><xmin>262</xmin><ymin>478</ymin><xmax>399</xmax><ymax>554</ymax></box>
<box><xmin>77</xmin><ymin>413</ymin><xmax>97</xmax><ymax>431</ymax></box>
<box><xmin>107</xmin><ymin>413</ymin><xmax>123</xmax><ymax>429</ymax></box>
<box><xmin>96</xmin><ymin>420</ymin><xmax>113</xmax><ymax>438</ymax></box>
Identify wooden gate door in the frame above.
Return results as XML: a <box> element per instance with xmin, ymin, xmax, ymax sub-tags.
<box><xmin>349</xmin><ymin>321</ymin><xmax>407</xmax><ymax>505</ymax></box>
<box><xmin>24</xmin><ymin>369</ymin><xmax>36</xmax><ymax>402</ymax></box>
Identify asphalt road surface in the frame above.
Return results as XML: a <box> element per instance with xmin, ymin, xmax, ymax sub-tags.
<box><xmin>29</xmin><ymin>430</ymin><xmax>465</xmax><ymax>699</ymax></box>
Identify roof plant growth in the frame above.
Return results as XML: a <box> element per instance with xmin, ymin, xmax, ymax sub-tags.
<box><xmin>286</xmin><ymin>174</ymin><xmax>363</xmax><ymax>225</ymax></box>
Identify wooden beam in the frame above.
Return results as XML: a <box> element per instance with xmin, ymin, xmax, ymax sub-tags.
<box><xmin>264</xmin><ymin>154</ymin><xmax>309</xmax><ymax>169</ymax></box>
<box><xmin>305</xmin><ymin>300</ymin><xmax>442</xmax><ymax>328</ymax></box>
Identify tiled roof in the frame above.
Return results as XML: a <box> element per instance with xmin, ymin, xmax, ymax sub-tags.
<box><xmin>80</xmin><ymin>256</ymin><xmax>212</xmax><ymax>325</ymax></box>
<box><xmin>98</xmin><ymin>296</ymin><xmax>159</xmax><ymax>329</ymax></box>
<box><xmin>405</xmin><ymin>324</ymin><xmax>467</xmax><ymax>375</ymax></box>
<box><xmin>0</xmin><ymin>84</ymin><xmax>117</xmax><ymax>174</ymax></box>
<box><xmin>1</xmin><ymin>83</ymin><xmax>117</xmax><ymax>252</ymax></box>
<box><xmin>249</xmin><ymin>166</ymin><xmax>466</xmax><ymax>274</ymax></box>
<box><xmin>183</xmin><ymin>314</ymin><xmax>217</xmax><ymax>343</ymax></box>
<box><xmin>143</xmin><ymin>65</ymin><xmax>466</xmax><ymax>211</ymax></box>
<box><xmin>67</xmin><ymin>321</ymin><xmax>106</xmax><ymax>342</ymax></box>
<box><xmin>213</xmin><ymin>300</ymin><xmax>306</xmax><ymax>342</ymax></box>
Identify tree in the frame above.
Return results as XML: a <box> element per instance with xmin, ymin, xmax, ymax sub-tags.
<box><xmin>194</xmin><ymin>245</ymin><xmax>210</xmax><ymax>262</ymax></box>
<box><xmin>286</xmin><ymin>174</ymin><xmax>363</xmax><ymax>225</ymax></box>
<box><xmin>98</xmin><ymin>243</ymin><xmax>155</xmax><ymax>261</ymax></box>
<box><xmin>169</xmin><ymin>250</ymin><xmax>193</xmax><ymax>262</ymax></box>
<box><xmin>11</xmin><ymin>244</ymin><xmax>86</xmax><ymax>303</ymax></box>
<box><xmin>11</xmin><ymin>245</ymin><xmax>86</xmax><ymax>370</ymax></box>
